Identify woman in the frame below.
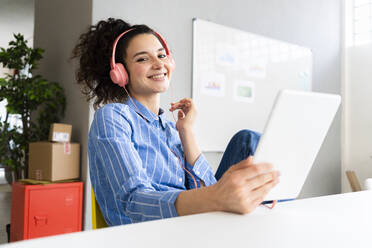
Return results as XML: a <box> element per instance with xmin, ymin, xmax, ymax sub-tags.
<box><xmin>72</xmin><ymin>18</ymin><xmax>280</xmax><ymax>226</ymax></box>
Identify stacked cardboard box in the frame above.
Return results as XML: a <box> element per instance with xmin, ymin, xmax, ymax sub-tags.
<box><xmin>28</xmin><ymin>123</ymin><xmax>80</xmax><ymax>181</ymax></box>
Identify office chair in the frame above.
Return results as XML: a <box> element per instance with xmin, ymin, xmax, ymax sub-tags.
<box><xmin>91</xmin><ymin>187</ymin><xmax>108</xmax><ymax>229</ymax></box>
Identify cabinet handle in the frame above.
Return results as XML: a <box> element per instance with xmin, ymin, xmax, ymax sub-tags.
<box><xmin>34</xmin><ymin>215</ymin><xmax>48</xmax><ymax>226</ymax></box>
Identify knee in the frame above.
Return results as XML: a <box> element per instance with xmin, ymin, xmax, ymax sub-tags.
<box><xmin>227</xmin><ymin>129</ymin><xmax>261</xmax><ymax>158</ymax></box>
<box><xmin>232</xmin><ymin>129</ymin><xmax>261</xmax><ymax>143</ymax></box>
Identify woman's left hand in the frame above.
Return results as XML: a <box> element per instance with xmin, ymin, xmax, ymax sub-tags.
<box><xmin>169</xmin><ymin>98</ymin><xmax>197</xmax><ymax>132</ymax></box>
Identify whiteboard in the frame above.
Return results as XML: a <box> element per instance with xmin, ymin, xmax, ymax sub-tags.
<box><xmin>192</xmin><ymin>19</ymin><xmax>312</xmax><ymax>152</ymax></box>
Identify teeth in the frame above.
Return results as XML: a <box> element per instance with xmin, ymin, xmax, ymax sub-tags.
<box><xmin>150</xmin><ymin>73</ymin><xmax>166</xmax><ymax>79</ymax></box>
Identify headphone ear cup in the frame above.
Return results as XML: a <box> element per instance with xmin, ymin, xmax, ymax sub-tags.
<box><xmin>110</xmin><ymin>63</ymin><xmax>128</xmax><ymax>87</ymax></box>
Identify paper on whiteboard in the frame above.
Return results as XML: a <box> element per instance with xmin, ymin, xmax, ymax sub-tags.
<box><xmin>245</xmin><ymin>57</ymin><xmax>267</xmax><ymax>79</ymax></box>
<box><xmin>234</xmin><ymin>80</ymin><xmax>255</xmax><ymax>103</ymax></box>
<box><xmin>216</xmin><ymin>43</ymin><xmax>239</xmax><ymax>67</ymax></box>
<box><xmin>200</xmin><ymin>72</ymin><xmax>226</xmax><ymax>97</ymax></box>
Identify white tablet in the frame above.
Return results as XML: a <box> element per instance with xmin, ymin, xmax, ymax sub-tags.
<box><xmin>253</xmin><ymin>89</ymin><xmax>341</xmax><ymax>201</ymax></box>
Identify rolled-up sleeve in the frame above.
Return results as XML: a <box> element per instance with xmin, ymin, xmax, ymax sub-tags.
<box><xmin>89</xmin><ymin>106</ymin><xmax>182</xmax><ymax>225</ymax></box>
<box><xmin>184</xmin><ymin>154</ymin><xmax>217</xmax><ymax>188</ymax></box>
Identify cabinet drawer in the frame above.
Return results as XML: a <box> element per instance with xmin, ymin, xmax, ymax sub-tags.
<box><xmin>27</xmin><ymin>186</ymin><xmax>81</xmax><ymax>238</ymax></box>
<box><xmin>11</xmin><ymin>182</ymin><xmax>83</xmax><ymax>242</ymax></box>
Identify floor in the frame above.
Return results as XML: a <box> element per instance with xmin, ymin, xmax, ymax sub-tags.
<box><xmin>0</xmin><ymin>184</ymin><xmax>12</xmax><ymax>244</ymax></box>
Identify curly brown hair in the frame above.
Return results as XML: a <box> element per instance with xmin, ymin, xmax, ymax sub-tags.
<box><xmin>71</xmin><ymin>18</ymin><xmax>157</xmax><ymax>109</ymax></box>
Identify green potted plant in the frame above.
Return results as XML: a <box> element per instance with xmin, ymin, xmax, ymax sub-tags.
<box><xmin>0</xmin><ymin>33</ymin><xmax>66</xmax><ymax>181</ymax></box>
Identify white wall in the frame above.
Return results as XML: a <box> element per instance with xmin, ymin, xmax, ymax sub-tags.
<box><xmin>92</xmin><ymin>0</ymin><xmax>342</xmax><ymax>198</ymax></box>
<box><xmin>343</xmin><ymin>43</ymin><xmax>372</xmax><ymax>192</ymax></box>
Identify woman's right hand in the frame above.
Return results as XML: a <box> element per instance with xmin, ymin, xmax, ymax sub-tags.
<box><xmin>169</xmin><ymin>98</ymin><xmax>197</xmax><ymax>132</ymax></box>
<box><xmin>210</xmin><ymin>156</ymin><xmax>280</xmax><ymax>214</ymax></box>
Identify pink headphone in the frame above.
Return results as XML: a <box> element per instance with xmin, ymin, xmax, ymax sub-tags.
<box><xmin>110</xmin><ymin>28</ymin><xmax>175</xmax><ymax>87</ymax></box>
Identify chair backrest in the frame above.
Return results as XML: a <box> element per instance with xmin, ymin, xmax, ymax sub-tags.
<box><xmin>91</xmin><ymin>187</ymin><xmax>108</xmax><ymax>229</ymax></box>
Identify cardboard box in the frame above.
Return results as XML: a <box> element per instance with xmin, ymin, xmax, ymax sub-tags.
<box><xmin>28</xmin><ymin>142</ymin><xmax>80</xmax><ymax>181</ymax></box>
<box><xmin>49</xmin><ymin>123</ymin><xmax>72</xmax><ymax>143</ymax></box>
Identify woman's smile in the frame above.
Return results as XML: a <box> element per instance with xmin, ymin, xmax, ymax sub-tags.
<box><xmin>148</xmin><ymin>72</ymin><xmax>167</xmax><ymax>81</ymax></box>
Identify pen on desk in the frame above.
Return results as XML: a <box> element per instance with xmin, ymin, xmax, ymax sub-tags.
<box><xmin>262</xmin><ymin>199</ymin><xmax>295</xmax><ymax>204</ymax></box>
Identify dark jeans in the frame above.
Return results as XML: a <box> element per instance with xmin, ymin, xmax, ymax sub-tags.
<box><xmin>215</xmin><ymin>129</ymin><xmax>261</xmax><ymax>180</ymax></box>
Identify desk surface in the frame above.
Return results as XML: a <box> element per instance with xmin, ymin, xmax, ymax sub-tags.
<box><xmin>3</xmin><ymin>191</ymin><xmax>372</xmax><ymax>248</ymax></box>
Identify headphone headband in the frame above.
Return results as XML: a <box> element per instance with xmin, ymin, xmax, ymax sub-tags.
<box><xmin>110</xmin><ymin>28</ymin><xmax>174</xmax><ymax>87</ymax></box>
<box><xmin>110</xmin><ymin>28</ymin><xmax>171</xmax><ymax>69</ymax></box>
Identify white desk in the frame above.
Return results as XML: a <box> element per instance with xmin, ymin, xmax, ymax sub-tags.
<box><xmin>3</xmin><ymin>191</ymin><xmax>372</xmax><ymax>248</ymax></box>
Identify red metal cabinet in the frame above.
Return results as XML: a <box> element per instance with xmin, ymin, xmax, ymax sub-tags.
<box><xmin>10</xmin><ymin>182</ymin><xmax>83</xmax><ymax>242</ymax></box>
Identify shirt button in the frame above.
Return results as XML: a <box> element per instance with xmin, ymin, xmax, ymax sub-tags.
<box><xmin>195</xmin><ymin>171</ymin><xmax>200</xmax><ymax>175</ymax></box>
<box><xmin>178</xmin><ymin>178</ymin><xmax>182</xmax><ymax>182</ymax></box>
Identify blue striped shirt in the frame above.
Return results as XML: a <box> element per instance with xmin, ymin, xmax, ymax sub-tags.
<box><xmin>88</xmin><ymin>97</ymin><xmax>217</xmax><ymax>225</ymax></box>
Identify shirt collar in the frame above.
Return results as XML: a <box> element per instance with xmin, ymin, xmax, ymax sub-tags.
<box><xmin>158</xmin><ymin>108</ymin><xmax>167</xmax><ymax>129</ymax></box>
<box><xmin>126</xmin><ymin>97</ymin><xmax>166</xmax><ymax>129</ymax></box>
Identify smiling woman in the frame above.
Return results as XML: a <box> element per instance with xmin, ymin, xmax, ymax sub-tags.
<box><xmin>71</xmin><ymin>18</ymin><xmax>280</xmax><ymax>226</ymax></box>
